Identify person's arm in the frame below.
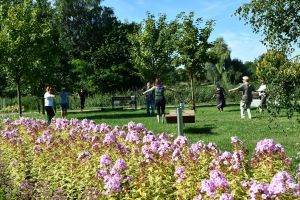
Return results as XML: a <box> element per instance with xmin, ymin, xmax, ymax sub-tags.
<box><xmin>45</xmin><ymin>93</ymin><xmax>55</xmax><ymax>98</ymax></box>
<box><xmin>228</xmin><ymin>84</ymin><xmax>243</xmax><ymax>92</ymax></box>
<box><xmin>143</xmin><ymin>86</ymin><xmax>155</xmax><ymax>94</ymax></box>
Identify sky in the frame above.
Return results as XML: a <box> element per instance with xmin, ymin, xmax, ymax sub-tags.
<box><xmin>102</xmin><ymin>0</ymin><xmax>267</xmax><ymax>62</ymax></box>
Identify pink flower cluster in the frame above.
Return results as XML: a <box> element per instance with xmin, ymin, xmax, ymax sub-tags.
<box><xmin>1</xmin><ymin>117</ymin><xmax>300</xmax><ymax>199</ymax></box>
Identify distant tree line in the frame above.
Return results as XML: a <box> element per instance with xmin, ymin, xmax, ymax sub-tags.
<box><xmin>1</xmin><ymin>0</ymin><xmax>298</xmax><ymax>117</ymax></box>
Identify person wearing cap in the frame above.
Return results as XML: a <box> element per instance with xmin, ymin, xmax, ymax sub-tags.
<box><xmin>228</xmin><ymin>76</ymin><xmax>255</xmax><ymax>119</ymax></box>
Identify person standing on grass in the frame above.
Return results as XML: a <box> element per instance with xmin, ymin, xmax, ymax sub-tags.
<box><xmin>143</xmin><ymin>81</ymin><xmax>155</xmax><ymax>116</ymax></box>
<box><xmin>79</xmin><ymin>88</ymin><xmax>86</xmax><ymax>111</ymax></box>
<box><xmin>59</xmin><ymin>87</ymin><xmax>69</xmax><ymax>118</ymax></box>
<box><xmin>214</xmin><ymin>83</ymin><xmax>226</xmax><ymax>112</ymax></box>
<box><xmin>44</xmin><ymin>86</ymin><xmax>55</xmax><ymax>124</ymax></box>
<box><xmin>256</xmin><ymin>79</ymin><xmax>267</xmax><ymax>113</ymax></box>
<box><xmin>228</xmin><ymin>76</ymin><xmax>254</xmax><ymax>119</ymax></box>
<box><xmin>143</xmin><ymin>78</ymin><xmax>173</xmax><ymax>123</ymax></box>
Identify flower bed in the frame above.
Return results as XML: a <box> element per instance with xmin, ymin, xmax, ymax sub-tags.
<box><xmin>0</xmin><ymin>117</ymin><xmax>299</xmax><ymax>199</ymax></box>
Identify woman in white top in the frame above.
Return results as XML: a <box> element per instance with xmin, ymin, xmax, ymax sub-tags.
<box><xmin>44</xmin><ymin>86</ymin><xmax>55</xmax><ymax>124</ymax></box>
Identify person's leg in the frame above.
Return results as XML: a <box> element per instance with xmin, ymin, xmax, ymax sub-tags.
<box><xmin>240</xmin><ymin>101</ymin><xmax>245</xmax><ymax>119</ymax></box>
<box><xmin>161</xmin><ymin>100</ymin><xmax>166</xmax><ymax>123</ymax></box>
<box><xmin>156</xmin><ymin>100</ymin><xmax>161</xmax><ymax>123</ymax></box>
<box><xmin>146</xmin><ymin>100</ymin><xmax>150</xmax><ymax>116</ymax></box>
<box><xmin>150</xmin><ymin>100</ymin><xmax>155</xmax><ymax>115</ymax></box>
<box><xmin>246</xmin><ymin>103</ymin><xmax>252</xmax><ymax>119</ymax></box>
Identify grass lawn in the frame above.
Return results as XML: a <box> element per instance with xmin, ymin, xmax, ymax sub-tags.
<box><xmin>1</xmin><ymin>103</ymin><xmax>300</xmax><ymax>168</ymax></box>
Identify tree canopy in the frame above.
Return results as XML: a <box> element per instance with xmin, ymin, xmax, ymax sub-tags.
<box><xmin>235</xmin><ymin>0</ymin><xmax>300</xmax><ymax>53</ymax></box>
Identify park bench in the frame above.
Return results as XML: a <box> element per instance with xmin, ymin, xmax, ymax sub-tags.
<box><xmin>165</xmin><ymin>109</ymin><xmax>195</xmax><ymax>123</ymax></box>
<box><xmin>112</xmin><ymin>96</ymin><xmax>137</xmax><ymax>110</ymax></box>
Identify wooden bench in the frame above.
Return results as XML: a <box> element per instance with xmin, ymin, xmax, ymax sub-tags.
<box><xmin>112</xmin><ymin>96</ymin><xmax>137</xmax><ymax>109</ymax></box>
<box><xmin>165</xmin><ymin>109</ymin><xmax>195</xmax><ymax>123</ymax></box>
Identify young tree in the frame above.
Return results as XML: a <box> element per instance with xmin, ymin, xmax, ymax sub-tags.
<box><xmin>129</xmin><ymin>13</ymin><xmax>178</xmax><ymax>82</ymax></box>
<box><xmin>0</xmin><ymin>0</ymin><xmax>53</xmax><ymax>116</ymax></box>
<box><xmin>175</xmin><ymin>12</ymin><xmax>214</xmax><ymax>110</ymax></box>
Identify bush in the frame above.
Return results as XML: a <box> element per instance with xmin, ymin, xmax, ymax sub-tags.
<box><xmin>0</xmin><ymin>118</ymin><xmax>299</xmax><ymax>199</ymax></box>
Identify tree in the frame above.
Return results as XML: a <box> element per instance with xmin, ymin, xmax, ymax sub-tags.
<box><xmin>175</xmin><ymin>12</ymin><xmax>214</xmax><ymax>110</ymax></box>
<box><xmin>129</xmin><ymin>13</ymin><xmax>178</xmax><ymax>82</ymax></box>
<box><xmin>208</xmin><ymin>37</ymin><xmax>231</xmax><ymax>84</ymax></box>
<box><xmin>256</xmin><ymin>51</ymin><xmax>300</xmax><ymax>117</ymax></box>
<box><xmin>235</xmin><ymin>0</ymin><xmax>300</xmax><ymax>52</ymax></box>
<box><xmin>0</xmin><ymin>0</ymin><xmax>53</xmax><ymax>116</ymax></box>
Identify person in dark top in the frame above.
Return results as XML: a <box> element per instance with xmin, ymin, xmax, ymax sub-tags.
<box><xmin>214</xmin><ymin>83</ymin><xmax>226</xmax><ymax>112</ymax></box>
<box><xmin>229</xmin><ymin>76</ymin><xmax>254</xmax><ymax>119</ymax></box>
<box><xmin>79</xmin><ymin>89</ymin><xmax>86</xmax><ymax>111</ymax></box>
<box><xmin>143</xmin><ymin>81</ymin><xmax>155</xmax><ymax>116</ymax></box>
<box><xmin>143</xmin><ymin>78</ymin><xmax>172</xmax><ymax>123</ymax></box>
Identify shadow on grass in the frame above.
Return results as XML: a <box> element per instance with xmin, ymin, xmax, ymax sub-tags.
<box><xmin>184</xmin><ymin>124</ymin><xmax>216</xmax><ymax>135</ymax></box>
<box><xmin>76</xmin><ymin>112</ymin><xmax>150</xmax><ymax>120</ymax></box>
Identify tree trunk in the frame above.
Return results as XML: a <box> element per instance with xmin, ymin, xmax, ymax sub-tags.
<box><xmin>190</xmin><ymin>72</ymin><xmax>196</xmax><ymax>111</ymax></box>
<box><xmin>17</xmin><ymin>83</ymin><xmax>22</xmax><ymax>116</ymax></box>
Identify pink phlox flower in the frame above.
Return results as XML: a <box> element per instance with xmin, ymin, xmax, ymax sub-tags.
<box><xmin>113</xmin><ymin>159</ymin><xmax>127</xmax><ymax>171</ymax></box>
<box><xmin>255</xmin><ymin>139</ymin><xmax>283</xmax><ymax>154</ymax></box>
<box><xmin>150</xmin><ymin>141</ymin><xmax>160</xmax><ymax>152</ymax></box>
<box><xmin>127</xmin><ymin>121</ymin><xmax>136</xmax><ymax>131</ymax></box>
<box><xmin>173</xmin><ymin>136</ymin><xmax>189</xmax><ymax>148</ymax></box>
<box><xmin>100</xmin><ymin>154</ymin><xmax>112</xmax><ymax>167</ymax></box>
<box><xmin>104</xmin><ymin>173</ymin><xmax>123</xmax><ymax>194</ymax></box>
<box><xmin>96</xmin><ymin>169</ymin><xmax>109</xmax><ymax>179</ymax></box>
<box><xmin>249</xmin><ymin>181</ymin><xmax>269</xmax><ymax>200</ymax></box>
<box><xmin>219</xmin><ymin>193</ymin><xmax>234</xmax><ymax>200</ymax></box>
<box><xmin>78</xmin><ymin>151</ymin><xmax>91</xmax><ymax>160</ymax></box>
<box><xmin>172</xmin><ymin>148</ymin><xmax>182</xmax><ymax>162</ymax></box>
<box><xmin>193</xmin><ymin>194</ymin><xmax>202</xmax><ymax>200</ymax></box>
<box><xmin>125</xmin><ymin>130</ymin><xmax>141</xmax><ymax>144</ymax></box>
<box><xmin>135</xmin><ymin>123</ymin><xmax>145</xmax><ymax>132</ymax></box>
<box><xmin>158</xmin><ymin>133</ymin><xmax>167</xmax><ymax>140</ymax></box>
<box><xmin>207</xmin><ymin>142</ymin><xmax>218</xmax><ymax>154</ymax></box>
<box><xmin>268</xmin><ymin>171</ymin><xmax>299</xmax><ymax>198</ymax></box>
<box><xmin>141</xmin><ymin>145</ymin><xmax>153</xmax><ymax>161</ymax></box>
<box><xmin>69</xmin><ymin>129</ymin><xmax>77</xmax><ymax>138</ymax></box>
<box><xmin>143</xmin><ymin>134</ymin><xmax>156</xmax><ymax>143</ymax></box>
<box><xmin>158</xmin><ymin>140</ymin><xmax>173</xmax><ymax>156</ymax></box>
<box><xmin>116</xmin><ymin>143</ymin><xmax>130</xmax><ymax>155</ymax></box>
<box><xmin>174</xmin><ymin>166</ymin><xmax>187</xmax><ymax>183</ymax></box>
<box><xmin>118</xmin><ymin>130</ymin><xmax>127</xmax><ymax>139</ymax></box>
<box><xmin>103</xmin><ymin>132</ymin><xmax>117</xmax><ymax>145</ymax></box>
<box><xmin>201</xmin><ymin>179</ymin><xmax>217</xmax><ymax>197</ymax></box>
<box><xmin>210</xmin><ymin>170</ymin><xmax>229</xmax><ymax>189</ymax></box>
<box><xmin>230</xmin><ymin>136</ymin><xmax>239</xmax><ymax>144</ymax></box>
<box><xmin>3</xmin><ymin>118</ymin><xmax>12</xmax><ymax>124</ymax></box>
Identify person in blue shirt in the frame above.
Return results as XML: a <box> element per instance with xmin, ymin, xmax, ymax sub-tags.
<box><xmin>59</xmin><ymin>87</ymin><xmax>69</xmax><ymax>118</ymax></box>
<box><xmin>143</xmin><ymin>81</ymin><xmax>155</xmax><ymax>116</ymax></box>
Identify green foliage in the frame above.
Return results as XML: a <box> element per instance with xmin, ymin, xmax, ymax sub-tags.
<box><xmin>235</xmin><ymin>0</ymin><xmax>300</xmax><ymax>52</ymax></box>
<box><xmin>207</xmin><ymin>37</ymin><xmax>231</xmax><ymax>82</ymax></box>
<box><xmin>129</xmin><ymin>13</ymin><xmax>178</xmax><ymax>82</ymax></box>
<box><xmin>0</xmin><ymin>0</ymin><xmax>54</xmax><ymax>115</ymax></box>
<box><xmin>256</xmin><ymin>51</ymin><xmax>300</xmax><ymax>118</ymax></box>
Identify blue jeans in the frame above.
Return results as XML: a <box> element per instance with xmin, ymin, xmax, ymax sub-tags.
<box><xmin>146</xmin><ymin>99</ymin><xmax>155</xmax><ymax>116</ymax></box>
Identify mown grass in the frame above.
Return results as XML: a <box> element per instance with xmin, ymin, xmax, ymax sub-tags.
<box><xmin>1</xmin><ymin>103</ymin><xmax>300</xmax><ymax>169</ymax></box>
